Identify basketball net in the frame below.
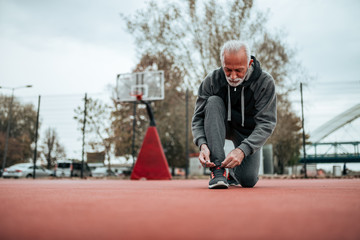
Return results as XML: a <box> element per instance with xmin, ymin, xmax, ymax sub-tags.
<box><xmin>130</xmin><ymin>91</ymin><xmax>143</xmax><ymax>101</ymax></box>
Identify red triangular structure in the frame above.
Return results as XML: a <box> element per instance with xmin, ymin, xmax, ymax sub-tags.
<box><xmin>131</xmin><ymin>126</ymin><xmax>171</xmax><ymax>180</ymax></box>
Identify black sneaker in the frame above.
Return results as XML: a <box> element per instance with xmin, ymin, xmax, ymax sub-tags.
<box><xmin>227</xmin><ymin>169</ymin><xmax>239</xmax><ymax>186</ymax></box>
<box><xmin>209</xmin><ymin>166</ymin><xmax>229</xmax><ymax>189</ymax></box>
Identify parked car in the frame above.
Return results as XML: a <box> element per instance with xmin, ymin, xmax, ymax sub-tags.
<box><xmin>2</xmin><ymin>163</ymin><xmax>53</xmax><ymax>178</ymax></box>
<box><xmin>71</xmin><ymin>162</ymin><xmax>92</xmax><ymax>177</ymax></box>
<box><xmin>55</xmin><ymin>160</ymin><xmax>92</xmax><ymax>177</ymax></box>
<box><xmin>92</xmin><ymin>167</ymin><xmax>116</xmax><ymax>178</ymax></box>
<box><xmin>55</xmin><ymin>160</ymin><xmax>72</xmax><ymax>177</ymax></box>
<box><xmin>88</xmin><ymin>163</ymin><xmax>105</xmax><ymax>172</ymax></box>
<box><xmin>92</xmin><ymin>166</ymin><xmax>132</xmax><ymax>177</ymax></box>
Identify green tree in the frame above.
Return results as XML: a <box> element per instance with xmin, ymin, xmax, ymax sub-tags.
<box><xmin>0</xmin><ymin>94</ymin><xmax>38</xmax><ymax>167</ymax></box>
<box><xmin>121</xmin><ymin>0</ymin><xmax>305</xmax><ymax>173</ymax></box>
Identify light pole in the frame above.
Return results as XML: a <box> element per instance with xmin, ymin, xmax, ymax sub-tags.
<box><xmin>300</xmin><ymin>82</ymin><xmax>307</xmax><ymax>178</ymax></box>
<box><xmin>0</xmin><ymin>85</ymin><xmax>32</xmax><ymax>176</ymax></box>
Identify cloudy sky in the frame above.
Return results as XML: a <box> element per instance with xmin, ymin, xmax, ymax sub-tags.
<box><xmin>0</xmin><ymin>0</ymin><xmax>359</xmax><ymax>161</ymax></box>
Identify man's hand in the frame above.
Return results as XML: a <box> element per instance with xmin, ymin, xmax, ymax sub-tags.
<box><xmin>199</xmin><ymin>144</ymin><xmax>215</xmax><ymax>168</ymax></box>
<box><xmin>221</xmin><ymin>148</ymin><xmax>245</xmax><ymax>168</ymax></box>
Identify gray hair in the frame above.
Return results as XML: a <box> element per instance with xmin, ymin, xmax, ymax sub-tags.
<box><xmin>220</xmin><ymin>40</ymin><xmax>251</xmax><ymax>66</ymax></box>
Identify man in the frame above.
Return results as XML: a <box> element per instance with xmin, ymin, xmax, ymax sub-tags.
<box><xmin>192</xmin><ymin>40</ymin><xmax>277</xmax><ymax>189</ymax></box>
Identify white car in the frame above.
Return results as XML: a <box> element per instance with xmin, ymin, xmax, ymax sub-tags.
<box><xmin>55</xmin><ymin>160</ymin><xmax>92</xmax><ymax>178</ymax></box>
<box><xmin>55</xmin><ymin>160</ymin><xmax>72</xmax><ymax>177</ymax></box>
<box><xmin>2</xmin><ymin>163</ymin><xmax>53</xmax><ymax>178</ymax></box>
<box><xmin>92</xmin><ymin>167</ymin><xmax>117</xmax><ymax>178</ymax></box>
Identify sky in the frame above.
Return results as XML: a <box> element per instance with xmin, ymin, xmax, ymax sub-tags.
<box><xmin>0</xmin><ymin>0</ymin><xmax>359</xmax><ymax>169</ymax></box>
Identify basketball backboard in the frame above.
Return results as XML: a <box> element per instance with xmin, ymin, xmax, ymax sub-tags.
<box><xmin>116</xmin><ymin>70</ymin><xmax>165</xmax><ymax>102</ymax></box>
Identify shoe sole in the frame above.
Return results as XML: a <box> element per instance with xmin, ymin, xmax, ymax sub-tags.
<box><xmin>209</xmin><ymin>181</ymin><xmax>229</xmax><ymax>189</ymax></box>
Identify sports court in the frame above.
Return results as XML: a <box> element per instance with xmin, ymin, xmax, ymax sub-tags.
<box><xmin>1</xmin><ymin>178</ymin><xmax>359</xmax><ymax>240</ymax></box>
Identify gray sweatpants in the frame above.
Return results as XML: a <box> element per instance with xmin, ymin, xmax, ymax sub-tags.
<box><xmin>204</xmin><ymin>96</ymin><xmax>260</xmax><ymax>188</ymax></box>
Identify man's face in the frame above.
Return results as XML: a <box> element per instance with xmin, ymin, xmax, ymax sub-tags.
<box><xmin>222</xmin><ymin>50</ymin><xmax>253</xmax><ymax>85</ymax></box>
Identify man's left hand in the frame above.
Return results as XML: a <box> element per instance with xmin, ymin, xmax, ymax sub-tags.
<box><xmin>221</xmin><ymin>148</ymin><xmax>245</xmax><ymax>168</ymax></box>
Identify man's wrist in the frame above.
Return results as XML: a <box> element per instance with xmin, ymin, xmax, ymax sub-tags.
<box><xmin>235</xmin><ymin>148</ymin><xmax>243</xmax><ymax>155</ymax></box>
<box><xmin>197</xmin><ymin>138</ymin><xmax>207</xmax><ymax>150</ymax></box>
<box><xmin>237</xmin><ymin>144</ymin><xmax>251</xmax><ymax>157</ymax></box>
<box><xmin>200</xmin><ymin>143</ymin><xmax>208</xmax><ymax>151</ymax></box>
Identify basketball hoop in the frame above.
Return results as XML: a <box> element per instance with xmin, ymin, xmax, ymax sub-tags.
<box><xmin>116</xmin><ymin>70</ymin><xmax>164</xmax><ymax>103</ymax></box>
<box><xmin>130</xmin><ymin>91</ymin><xmax>143</xmax><ymax>101</ymax></box>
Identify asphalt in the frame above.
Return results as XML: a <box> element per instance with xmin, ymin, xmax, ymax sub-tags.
<box><xmin>0</xmin><ymin>178</ymin><xmax>359</xmax><ymax>240</ymax></box>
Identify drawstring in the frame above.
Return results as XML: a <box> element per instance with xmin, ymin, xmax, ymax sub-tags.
<box><xmin>227</xmin><ymin>85</ymin><xmax>245</xmax><ymax>127</ymax></box>
<box><xmin>241</xmin><ymin>87</ymin><xmax>245</xmax><ymax>127</ymax></box>
<box><xmin>227</xmin><ymin>85</ymin><xmax>231</xmax><ymax>121</ymax></box>
<box><xmin>226</xmin><ymin>63</ymin><xmax>253</xmax><ymax>125</ymax></box>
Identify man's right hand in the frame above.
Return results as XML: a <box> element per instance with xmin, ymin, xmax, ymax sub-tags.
<box><xmin>199</xmin><ymin>144</ymin><xmax>215</xmax><ymax>168</ymax></box>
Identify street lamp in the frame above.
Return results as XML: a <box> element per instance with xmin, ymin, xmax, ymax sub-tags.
<box><xmin>0</xmin><ymin>85</ymin><xmax>33</xmax><ymax>176</ymax></box>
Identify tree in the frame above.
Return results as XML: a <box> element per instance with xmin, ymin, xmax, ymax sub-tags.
<box><xmin>74</xmin><ymin>97</ymin><xmax>114</xmax><ymax>165</ymax></box>
<box><xmin>121</xmin><ymin>0</ymin><xmax>306</xmax><ymax>173</ymax></box>
<box><xmin>0</xmin><ymin>94</ymin><xmax>38</xmax><ymax>167</ymax></box>
<box><xmin>269</xmin><ymin>94</ymin><xmax>302</xmax><ymax>173</ymax></box>
<box><xmin>41</xmin><ymin>127</ymin><xmax>66</xmax><ymax>169</ymax></box>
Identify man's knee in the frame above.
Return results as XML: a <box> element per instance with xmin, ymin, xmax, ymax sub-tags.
<box><xmin>206</xmin><ymin>96</ymin><xmax>224</xmax><ymax>108</ymax></box>
<box><xmin>237</xmin><ymin>174</ymin><xmax>258</xmax><ymax>188</ymax></box>
<box><xmin>205</xmin><ymin>96</ymin><xmax>225</xmax><ymax>112</ymax></box>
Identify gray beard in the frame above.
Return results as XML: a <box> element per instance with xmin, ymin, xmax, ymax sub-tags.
<box><xmin>226</xmin><ymin>76</ymin><xmax>245</xmax><ymax>87</ymax></box>
<box><xmin>224</xmin><ymin>64</ymin><xmax>254</xmax><ymax>87</ymax></box>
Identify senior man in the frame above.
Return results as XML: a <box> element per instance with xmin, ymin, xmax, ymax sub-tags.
<box><xmin>192</xmin><ymin>40</ymin><xmax>277</xmax><ymax>189</ymax></box>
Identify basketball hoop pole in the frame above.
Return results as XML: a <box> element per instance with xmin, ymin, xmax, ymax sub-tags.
<box><xmin>140</xmin><ymin>99</ymin><xmax>156</xmax><ymax>127</ymax></box>
<box><xmin>130</xmin><ymin>93</ymin><xmax>156</xmax><ymax>126</ymax></box>
<box><xmin>130</xmin><ymin>95</ymin><xmax>171</xmax><ymax>180</ymax></box>
<box><xmin>130</xmin><ymin>97</ymin><xmax>171</xmax><ymax>180</ymax></box>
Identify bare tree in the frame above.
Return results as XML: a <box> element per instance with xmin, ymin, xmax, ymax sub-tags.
<box><xmin>74</xmin><ymin>98</ymin><xmax>114</xmax><ymax>166</ymax></box>
<box><xmin>41</xmin><ymin>127</ymin><xmax>65</xmax><ymax>169</ymax></box>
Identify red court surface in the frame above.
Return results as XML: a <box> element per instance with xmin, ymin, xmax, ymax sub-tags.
<box><xmin>0</xmin><ymin>179</ymin><xmax>359</xmax><ymax>240</ymax></box>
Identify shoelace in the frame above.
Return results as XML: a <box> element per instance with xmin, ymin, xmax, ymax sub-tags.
<box><xmin>212</xmin><ymin>167</ymin><xmax>225</xmax><ymax>178</ymax></box>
